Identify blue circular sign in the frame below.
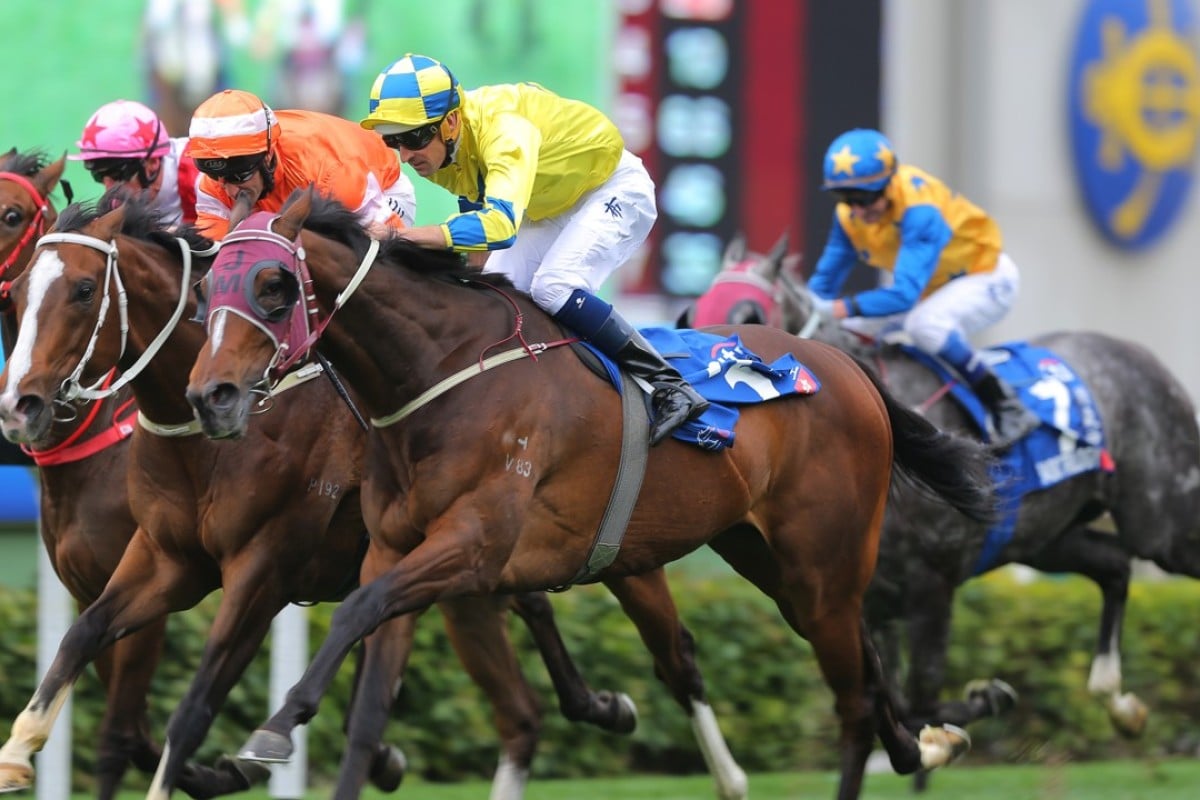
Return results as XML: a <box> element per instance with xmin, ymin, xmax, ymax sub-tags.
<box><xmin>1068</xmin><ymin>0</ymin><xmax>1200</xmax><ymax>249</ymax></box>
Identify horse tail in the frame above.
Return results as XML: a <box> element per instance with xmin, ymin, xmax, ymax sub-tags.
<box><xmin>860</xmin><ymin>362</ymin><xmax>999</xmax><ymax>524</ymax></box>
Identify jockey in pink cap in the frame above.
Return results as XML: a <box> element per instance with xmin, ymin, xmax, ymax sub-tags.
<box><xmin>71</xmin><ymin>99</ymin><xmax>200</xmax><ymax>228</ymax></box>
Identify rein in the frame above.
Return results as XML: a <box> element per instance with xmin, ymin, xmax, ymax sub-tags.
<box><xmin>372</xmin><ymin>280</ymin><xmax>578</xmax><ymax>427</ymax></box>
<box><xmin>38</xmin><ymin>233</ymin><xmax>195</xmax><ymax>402</ymax></box>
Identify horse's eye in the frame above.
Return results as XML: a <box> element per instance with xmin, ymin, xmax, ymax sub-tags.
<box><xmin>74</xmin><ymin>280</ymin><xmax>96</xmax><ymax>303</ymax></box>
<box><xmin>2</xmin><ymin>208</ymin><xmax>21</xmax><ymax>227</ymax></box>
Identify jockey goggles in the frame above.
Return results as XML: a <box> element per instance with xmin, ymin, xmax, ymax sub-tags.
<box><xmin>832</xmin><ymin>188</ymin><xmax>885</xmax><ymax>207</ymax></box>
<box><xmin>196</xmin><ymin>153</ymin><xmax>266</xmax><ymax>184</ymax></box>
<box><xmin>381</xmin><ymin>121</ymin><xmax>441</xmax><ymax>151</ymax></box>
<box><xmin>83</xmin><ymin>158</ymin><xmax>144</xmax><ymax>183</ymax></box>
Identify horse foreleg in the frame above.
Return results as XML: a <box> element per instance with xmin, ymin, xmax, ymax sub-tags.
<box><xmin>90</xmin><ymin>618</ymin><xmax>166</xmax><ymax>800</ymax></box>
<box><xmin>603</xmin><ymin>570</ymin><xmax>747</xmax><ymax>800</ymax></box>
<box><xmin>240</xmin><ymin>534</ymin><xmax>490</xmax><ymax>766</ymax></box>
<box><xmin>1027</xmin><ymin>526</ymin><xmax>1144</xmax><ymax>736</ymax></box>
<box><xmin>145</xmin><ymin>572</ymin><xmax>283</xmax><ymax>800</ymax></box>
<box><xmin>0</xmin><ymin>533</ymin><xmax>201</xmax><ymax>793</ymax></box>
<box><xmin>509</xmin><ymin>591</ymin><xmax>637</xmax><ymax>734</ymax></box>
<box><xmin>330</xmin><ymin>613</ymin><xmax>421</xmax><ymax>800</ymax></box>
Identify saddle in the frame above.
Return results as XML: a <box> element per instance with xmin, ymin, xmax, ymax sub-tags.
<box><xmin>580</xmin><ymin>326</ymin><xmax>821</xmax><ymax>451</ymax></box>
<box><xmin>899</xmin><ymin>340</ymin><xmax>1115</xmax><ymax>573</ymax></box>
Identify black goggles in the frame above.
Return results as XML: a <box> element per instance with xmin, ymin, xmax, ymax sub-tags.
<box><xmin>381</xmin><ymin>122</ymin><xmax>442</xmax><ymax>151</ymax></box>
<box><xmin>832</xmin><ymin>188</ymin><xmax>885</xmax><ymax>207</ymax></box>
<box><xmin>196</xmin><ymin>154</ymin><xmax>266</xmax><ymax>183</ymax></box>
<box><xmin>83</xmin><ymin>158</ymin><xmax>143</xmax><ymax>183</ymax></box>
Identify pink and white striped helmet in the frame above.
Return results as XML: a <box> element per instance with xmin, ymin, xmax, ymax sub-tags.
<box><xmin>70</xmin><ymin>100</ymin><xmax>169</xmax><ymax>161</ymax></box>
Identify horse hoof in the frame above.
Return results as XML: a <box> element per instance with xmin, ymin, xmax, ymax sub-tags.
<box><xmin>0</xmin><ymin>760</ymin><xmax>34</xmax><ymax>793</ymax></box>
<box><xmin>369</xmin><ymin>744</ymin><xmax>407</xmax><ymax>793</ymax></box>
<box><xmin>610</xmin><ymin>692</ymin><xmax>639</xmax><ymax>735</ymax></box>
<box><xmin>917</xmin><ymin>723</ymin><xmax>971</xmax><ymax>770</ymax></box>
<box><xmin>1108</xmin><ymin>692</ymin><xmax>1149</xmax><ymax>738</ymax></box>
<box><xmin>215</xmin><ymin>754</ymin><xmax>272</xmax><ymax>788</ymax></box>
<box><xmin>964</xmin><ymin>677</ymin><xmax>1019</xmax><ymax>717</ymax></box>
<box><xmin>238</xmin><ymin>729</ymin><xmax>294</xmax><ymax>763</ymax></box>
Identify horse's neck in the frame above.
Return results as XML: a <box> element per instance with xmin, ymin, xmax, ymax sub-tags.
<box><xmin>317</xmin><ymin>263</ymin><xmax>529</xmax><ymax>418</ymax></box>
<box><xmin>117</xmin><ymin>240</ymin><xmax>205</xmax><ymax>426</ymax></box>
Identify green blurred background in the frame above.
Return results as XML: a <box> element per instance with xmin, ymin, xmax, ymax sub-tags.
<box><xmin>0</xmin><ymin>0</ymin><xmax>613</xmax><ymax>227</ymax></box>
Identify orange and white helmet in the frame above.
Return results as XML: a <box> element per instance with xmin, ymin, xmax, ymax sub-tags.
<box><xmin>186</xmin><ymin>89</ymin><xmax>280</xmax><ymax>160</ymax></box>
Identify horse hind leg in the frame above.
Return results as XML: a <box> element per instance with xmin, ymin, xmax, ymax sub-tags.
<box><xmin>510</xmin><ymin>591</ymin><xmax>638</xmax><ymax>735</ymax></box>
<box><xmin>603</xmin><ymin>571</ymin><xmax>747</xmax><ymax>800</ymax></box>
<box><xmin>1026</xmin><ymin>524</ymin><xmax>1146</xmax><ymax>736</ymax></box>
<box><xmin>438</xmin><ymin>594</ymin><xmax>543</xmax><ymax>800</ymax></box>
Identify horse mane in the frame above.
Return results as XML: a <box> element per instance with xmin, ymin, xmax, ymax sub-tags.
<box><xmin>55</xmin><ymin>189</ymin><xmax>214</xmax><ymax>254</ymax></box>
<box><xmin>0</xmin><ymin>148</ymin><xmax>50</xmax><ymax>177</ymax></box>
<box><xmin>301</xmin><ymin>193</ymin><xmax>515</xmax><ymax>290</ymax></box>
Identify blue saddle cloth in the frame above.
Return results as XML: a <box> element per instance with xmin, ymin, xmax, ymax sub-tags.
<box><xmin>902</xmin><ymin>342</ymin><xmax>1114</xmax><ymax>573</ymax></box>
<box><xmin>585</xmin><ymin>327</ymin><xmax>820</xmax><ymax>451</ymax></box>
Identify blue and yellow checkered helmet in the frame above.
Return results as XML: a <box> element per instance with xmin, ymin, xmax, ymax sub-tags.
<box><xmin>361</xmin><ymin>54</ymin><xmax>462</xmax><ymax>131</ymax></box>
<box><xmin>822</xmin><ymin>128</ymin><xmax>897</xmax><ymax>191</ymax></box>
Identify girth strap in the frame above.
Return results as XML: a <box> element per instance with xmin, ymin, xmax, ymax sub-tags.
<box><xmin>555</xmin><ymin>370</ymin><xmax>650</xmax><ymax>587</ymax></box>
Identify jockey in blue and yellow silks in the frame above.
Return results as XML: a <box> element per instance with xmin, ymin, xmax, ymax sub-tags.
<box><xmin>809</xmin><ymin>128</ymin><xmax>1038</xmax><ymax>449</ymax></box>
<box><xmin>359</xmin><ymin>54</ymin><xmax>707</xmax><ymax>446</ymax></box>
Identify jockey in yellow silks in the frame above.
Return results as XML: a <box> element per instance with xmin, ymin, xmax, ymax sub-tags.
<box><xmin>358</xmin><ymin>54</ymin><xmax>707</xmax><ymax>446</ymax></box>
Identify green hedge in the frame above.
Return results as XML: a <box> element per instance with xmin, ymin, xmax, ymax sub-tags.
<box><xmin>0</xmin><ymin>570</ymin><xmax>1197</xmax><ymax>790</ymax></box>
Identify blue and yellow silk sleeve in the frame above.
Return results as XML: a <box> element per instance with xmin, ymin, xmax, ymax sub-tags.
<box><xmin>851</xmin><ymin>204</ymin><xmax>951</xmax><ymax>316</ymax></box>
<box><xmin>444</xmin><ymin>114</ymin><xmax>542</xmax><ymax>251</ymax></box>
<box><xmin>809</xmin><ymin>215</ymin><xmax>859</xmax><ymax>298</ymax></box>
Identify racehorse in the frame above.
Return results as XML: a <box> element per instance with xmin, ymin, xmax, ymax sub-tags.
<box><xmin>184</xmin><ymin>188</ymin><xmax>998</xmax><ymax>800</ymax></box>
<box><xmin>0</xmin><ymin>151</ymin><xmax>273</xmax><ymax>799</ymax></box>
<box><xmin>0</xmin><ymin>195</ymin><xmax>747</xmax><ymax>800</ymax></box>
<box><xmin>684</xmin><ymin>233</ymin><xmax>1200</xmax><ymax>748</ymax></box>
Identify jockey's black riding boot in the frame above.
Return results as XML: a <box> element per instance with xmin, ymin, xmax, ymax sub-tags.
<box><xmin>554</xmin><ymin>289</ymin><xmax>709</xmax><ymax>446</ymax></box>
<box><xmin>971</xmin><ymin>369</ymin><xmax>1040</xmax><ymax>449</ymax></box>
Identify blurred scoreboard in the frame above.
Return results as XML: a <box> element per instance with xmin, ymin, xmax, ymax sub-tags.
<box><xmin>614</xmin><ymin>0</ymin><xmax>880</xmax><ymax>297</ymax></box>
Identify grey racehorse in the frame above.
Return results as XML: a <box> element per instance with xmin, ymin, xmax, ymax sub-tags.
<box><xmin>685</xmin><ymin>234</ymin><xmax>1200</xmax><ymax>763</ymax></box>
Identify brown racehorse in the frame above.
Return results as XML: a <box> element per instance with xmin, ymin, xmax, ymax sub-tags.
<box><xmin>0</xmin><ymin>151</ymin><xmax>271</xmax><ymax>799</ymax></box>
<box><xmin>0</xmin><ymin>195</ymin><xmax>746</xmax><ymax>800</ymax></box>
<box><xmin>184</xmin><ymin>189</ymin><xmax>999</xmax><ymax>800</ymax></box>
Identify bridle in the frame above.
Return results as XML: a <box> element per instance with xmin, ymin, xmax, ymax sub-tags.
<box><xmin>0</xmin><ymin>171</ymin><xmax>52</xmax><ymax>304</ymax></box>
<box><xmin>27</xmin><ymin>231</ymin><xmax>197</xmax><ymax>402</ymax></box>
<box><xmin>200</xmin><ymin>212</ymin><xmax>380</xmax><ymax>388</ymax></box>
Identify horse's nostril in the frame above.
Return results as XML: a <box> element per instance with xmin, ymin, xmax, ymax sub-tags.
<box><xmin>207</xmin><ymin>383</ymin><xmax>241</xmax><ymax>413</ymax></box>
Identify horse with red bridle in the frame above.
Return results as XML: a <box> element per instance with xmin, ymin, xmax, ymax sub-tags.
<box><xmin>0</xmin><ymin>151</ymin><xmax>278</xmax><ymax>799</ymax></box>
<box><xmin>0</xmin><ymin>193</ymin><xmax>754</xmax><ymax>800</ymax></box>
<box><xmin>184</xmin><ymin>188</ymin><xmax>999</xmax><ymax>800</ymax></box>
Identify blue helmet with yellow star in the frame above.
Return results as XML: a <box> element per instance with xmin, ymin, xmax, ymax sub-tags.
<box><xmin>822</xmin><ymin>128</ymin><xmax>897</xmax><ymax>191</ymax></box>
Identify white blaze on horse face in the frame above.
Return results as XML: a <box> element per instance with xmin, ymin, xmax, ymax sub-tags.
<box><xmin>2</xmin><ymin>249</ymin><xmax>65</xmax><ymax>395</ymax></box>
<box><xmin>208</xmin><ymin>308</ymin><xmax>228</xmax><ymax>353</ymax></box>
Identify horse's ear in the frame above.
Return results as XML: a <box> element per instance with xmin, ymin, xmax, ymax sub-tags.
<box><xmin>783</xmin><ymin>253</ymin><xmax>805</xmax><ymax>279</ymax></box>
<box><xmin>675</xmin><ymin>305</ymin><xmax>694</xmax><ymax>329</ymax></box>
<box><xmin>766</xmin><ymin>231</ymin><xmax>789</xmax><ymax>266</ymax></box>
<box><xmin>91</xmin><ymin>203</ymin><xmax>128</xmax><ymax>241</ymax></box>
<box><xmin>227</xmin><ymin>188</ymin><xmax>256</xmax><ymax>233</ymax></box>
<box><xmin>34</xmin><ymin>154</ymin><xmax>66</xmax><ymax>198</ymax></box>
<box><xmin>722</xmin><ymin>232</ymin><xmax>747</xmax><ymax>269</ymax></box>
<box><xmin>275</xmin><ymin>185</ymin><xmax>315</xmax><ymax>240</ymax></box>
